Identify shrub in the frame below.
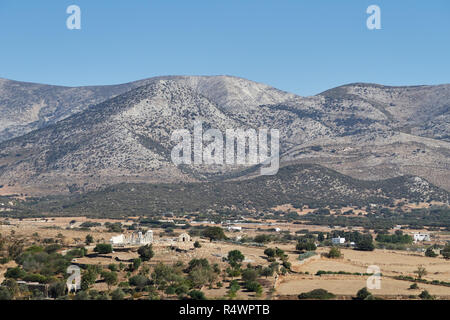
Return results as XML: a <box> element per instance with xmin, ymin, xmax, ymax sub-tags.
<box><xmin>94</xmin><ymin>244</ymin><xmax>112</xmax><ymax>254</ymax></box>
<box><xmin>202</xmin><ymin>227</ymin><xmax>226</xmax><ymax>241</ymax></box>
<box><xmin>327</xmin><ymin>247</ymin><xmax>341</xmax><ymax>258</ymax></box>
<box><xmin>5</xmin><ymin>267</ymin><xmax>26</xmax><ymax>279</ymax></box>
<box><xmin>244</xmin><ymin>281</ymin><xmax>262</xmax><ymax>294</ymax></box>
<box><xmin>419</xmin><ymin>290</ymin><xmax>434</xmax><ymax>300</ymax></box>
<box><xmin>355</xmin><ymin>287</ymin><xmax>372</xmax><ymax>300</ymax></box>
<box><xmin>409</xmin><ymin>283</ymin><xmax>419</xmax><ymax>290</ymax></box>
<box><xmin>355</xmin><ymin>235</ymin><xmax>375</xmax><ymax>251</ymax></box>
<box><xmin>138</xmin><ymin>245</ymin><xmax>154</xmax><ymax>262</ymax></box>
<box><xmin>241</xmin><ymin>269</ymin><xmax>258</xmax><ymax>283</ymax></box>
<box><xmin>0</xmin><ymin>287</ymin><xmax>12</xmax><ymax>300</ymax></box>
<box><xmin>441</xmin><ymin>244</ymin><xmax>450</xmax><ymax>259</ymax></box>
<box><xmin>298</xmin><ymin>289</ymin><xmax>335</xmax><ymax>300</ymax></box>
<box><xmin>188</xmin><ymin>290</ymin><xmax>206</xmax><ymax>300</ymax></box>
<box><xmin>193</xmin><ymin>241</ymin><xmax>201</xmax><ymax>248</ymax></box>
<box><xmin>298</xmin><ymin>251</ymin><xmax>316</xmax><ymax>261</ymax></box>
<box><xmin>425</xmin><ymin>247</ymin><xmax>438</xmax><ymax>258</ymax></box>
<box><xmin>296</xmin><ymin>241</ymin><xmax>316</xmax><ymax>252</ymax></box>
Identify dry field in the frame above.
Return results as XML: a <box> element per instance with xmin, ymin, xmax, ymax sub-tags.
<box><xmin>276</xmin><ymin>247</ymin><xmax>450</xmax><ymax>299</ymax></box>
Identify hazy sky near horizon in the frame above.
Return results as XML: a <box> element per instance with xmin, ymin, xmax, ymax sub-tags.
<box><xmin>0</xmin><ymin>0</ymin><xmax>449</xmax><ymax>96</ymax></box>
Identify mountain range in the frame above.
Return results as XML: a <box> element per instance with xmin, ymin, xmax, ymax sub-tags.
<box><xmin>0</xmin><ymin>76</ymin><xmax>449</xmax><ymax>205</ymax></box>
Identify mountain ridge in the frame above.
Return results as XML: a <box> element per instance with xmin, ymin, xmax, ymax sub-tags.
<box><xmin>0</xmin><ymin>76</ymin><xmax>449</xmax><ymax>196</ymax></box>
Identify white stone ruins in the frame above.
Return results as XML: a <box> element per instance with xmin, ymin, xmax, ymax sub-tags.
<box><xmin>110</xmin><ymin>230</ymin><xmax>153</xmax><ymax>246</ymax></box>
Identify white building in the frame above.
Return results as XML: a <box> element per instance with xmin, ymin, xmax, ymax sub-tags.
<box><xmin>413</xmin><ymin>233</ymin><xmax>430</xmax><ymax>242</ymax></box>
<box><xmin>227</xmin><ymin>226</ymin><xmax>242</xmax><ymax>231</ymax></box>
<box><xmin>331</xmin><ymin>236</ymin><xmax>346</xmax><ymax>245</ymax></box>
<box><xmin>110</xmin><ymin>234</ymin><xmax>125</xmax><ymax>245</ymax></box>
<box><xmin>110</xmin><ymin>230</ymin><xmax>153</xmax><ymax>246</ymax></box>
<box><xmin>178</xmin><ymin>233</ymin><xmax>191</xmax><ymax>242</ymax></box>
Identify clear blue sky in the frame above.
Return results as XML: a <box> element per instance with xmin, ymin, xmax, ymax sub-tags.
<box><xmin>0</xmin><ymin>0</ymin><xmax>449</xmax><ymax>96</ymax></box>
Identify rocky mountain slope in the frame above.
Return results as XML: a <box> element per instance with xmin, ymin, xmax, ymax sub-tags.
<box><xmin>0</xmin><ymin>76</ymin><xmax>449</xmax><ymax>198</ymax></box>
<box><xmin>0</xmin><ymin>76</ymin><xmax>295</xmax><ymax>142</ymax></box>
<box><xmin>8</xmin><ymin>164</ymin><xmax>449</xmax><ymax>217</ymax></box>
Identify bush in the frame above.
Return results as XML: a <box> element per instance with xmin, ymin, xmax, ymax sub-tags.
<box><xmin>298</xmin><ymin>289</ymin><xmax>335</xmax><ymax>300</ymax></box>
<box><xmin>5</xmin><ymin>267</ymin><xmax>26</xmax><ymax>279</ymax></box>
<box><xmin>355</xmin><ymin>287</ymin><xmax>372</xmax><ymax>300</ymax></box>
<box><xmin>355</xmin><ymin>235</ymin><xmax>375</xmax><ymax>251</ymax></box>
<box><xmin>23</xmin><ymin>273</ymin><xmax>47</xmax><ymax>283</ymax></box>
<box><xmin>244</xmin><ymin>281</ymin><xmax>262</xmax><ymax>293</ymax></box>
<box><xmin>327</xmin><ymin>247</ymin><xmax>341</xmax><ymax>258</ymax></box>
<box><xmin>188</xmin><ymin>290</ymin><xmax>206</xmax><ymax>300</ymax></box>
<box><xmin>409</xmin><ymin>283</ymin><xmax>419</xmax><ymax>290</ymax></box>
<box><xmin>137</xmin><ymin>245</ymin><xmax>154</xmax><ymax>262</ymax></box>
<box><xmin>227</xmin><ymin>250</ymin><xmax>245</xmax><ymax>268</ymax></box>
<box><xmin>94</xmin><ymin>244</ymin><xmax>112</xmax><ymax>254</ymax></box>
<box><xmin>296</xmin><ymin>241</ymin><xmax>316</xmax><ymax>252</ymax></box>
<box><xmin>242</xmin><ymin>269</ymin><xmax>258</xmax><ymax>283</ymax></box>
<box><xmin>254</xmin><ymin>234</ymin><xmax>272</xmax><ymax>244</ymax></box>
<box><xmin>264</xmin><ymin>248</ymin><xmax>276</xmax><ymax>258</ymax></box>
<box><xmin>419</xmin><ymin>290</ymin><xmax>434</xmax><ymax>300</ymax></box>
<box><xmin>441</xmin><ymin>244</ymin><xmax>450</xmax><ymax>259</ymax></box>
<box><xmin>0</xmin><ymin>287</ymin><xmax>12</xmax><ymax>300</ymax></box>
<box><xmin>425</xmin><ymin>247</ymin><xmax>438</xmax><ymax>258</ymax></box>
<box><xmin>202</xmin><ymin>227</ymin><xmax>226</xmax><ymax>241</ymax></box>
<box><xmin>129</xmin><ymin>275</ymin><xmax>150</xmax><ymax>291</ymax></box>
<box><xmin>298</xmin><ymin>251</ymin><xmax>316</xmax><ymax>261</ymax></box>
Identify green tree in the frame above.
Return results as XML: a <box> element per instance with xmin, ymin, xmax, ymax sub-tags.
<box><xmin>188</xmin><ymin>265</ymin><xmax>217</xmax><ymax>289</ymax></box>
<box><xmin>317</xmin><ymin>233</ymin><xmax>325</xmax><ymax>242</ymax></box>
<box><xmin>85</xmin><ymin>234</ymin><xmax>94</xmax><ymax>245</ymax></box>
<box><xmin>48</xmin><ymin>281</ymin><xmax>66</xmax><ymax>299</ymax></box>
<box><xmin>356</xmin><ymin>234</ymin><xmax>375</xmax><ymax>251</ymax></box>
<box><xmin>441</xmin><ymin>244</ymin><xmax>450</xmax><ymax>259</ymax></box>
<box><xmin>193</xmin><ymin>241</ymin><xmax>201</xmax><ymax>248</ymax></box>
<box><xmin>0</xmin><ymin>287</ymin><xmax>12</xmax><ymax>300</ymax></box>
<box><xmin>188</xmin><ymin>290</ymin><xmax>206</xmax><ymax>300</ymax></box>
<box><xmin>227</xmin><ymin>250</ymin><xmax>245</xmax><ymax>268</ymax></box>
<box><xmin>5</xmin><ymin>267</ymin><xmax>26</xmax><ymax>279</ymax></box>
<box><xmin>261</xmin><ymin>267</ymin><xmax>273</xmax><ymax>278</ymax></box>
<box><xmin>129</xmin><ymin>275</ymin><xmax>150</xmax><ymax>291</ymax></box>
<box><xmin>202</xmin><ymin>227</ymin><xmax>226</xmax><ymax>242</ymax></box>
<box><xmin>264</xmin><ymin>248</ymin><xmax>276</xmax><ymax>258</ymax></box>
<box><xmin>94</xmin><ymin>243</ymin><xmax>113</xmax><ymax>254</ymax></box>
<box><xmin>296</xmin><ymin>240</ymin><xmax>316</xmax><ymax>252</ymax></box>
<box><xmin>327</xmin><ymin>247</ymin><xmax>341</xmax><ymax>259</ymax></box>
<box><xmin>101</xmin><ymin>271</ymin><xmax>118</xmax><ymax>290</ymax></box>
<box><xmin>228</xmin><ymin>280</ymin><xmax>240</xmax><ymax>298</ymax></box>
<box><xmin>137</xmin><ymin>245</ymin><xmax>154</xmax><ymax>262</ymax></box>
<box><xmin>298</xmin><ymin>288</ymin><xmax>335</xmax><ymax>300</ymax></box>
<box><xmin>414</xmin><ymin>266</ymin><xmax>427</xmax><ymax>280</ymax></box>
<box><xmin>132</xmin><ymin>258</ymin><xmax>142</xmax><ymax>271</ymax></box>
<box><xmin>241</xmin><ymin>268</ymin><xmax>258</xmax><ymax>283</ymax></box>
<box><xmin>425</xmin><ymin>247</ymin><xmax>437</xmax><ymax>258</ymax></box>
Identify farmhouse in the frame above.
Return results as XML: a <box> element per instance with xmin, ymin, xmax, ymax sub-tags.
<box><xmin>332</xmin><ymin>236</ymin><xmax>345</xmax><ymax>245</ymax></box>
<box><xmin>413</xmin><ymin>233</ymin><xmax>430</xmax><ymax>242</ymax></box>
<box><xmin>178</xmin><ymin>233</ymin><xmax>191</xmax><ymax>242</ymax></box>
